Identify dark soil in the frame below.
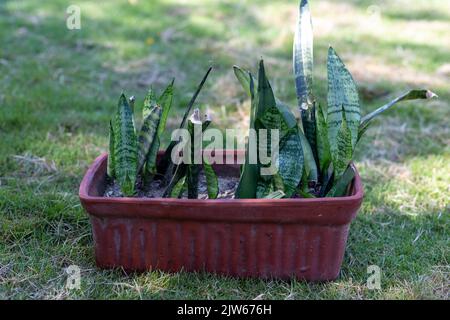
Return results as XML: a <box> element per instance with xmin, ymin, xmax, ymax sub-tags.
<box><xmin>104</xmin><ymin>174</ymin><xmax>240</xmax><ymax>199</ymax></box>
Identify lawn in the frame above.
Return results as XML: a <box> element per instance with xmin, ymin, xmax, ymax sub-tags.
<box><xmin>0</xmin><ymin>0</ymin><xmax>448</xmax><ymax>299</ymax></box>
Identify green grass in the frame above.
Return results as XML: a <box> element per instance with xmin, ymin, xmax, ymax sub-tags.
<box><xmin>0</xmin><ymin>0</ymin><xmax>449</xmax><ymax>299</ymax></box>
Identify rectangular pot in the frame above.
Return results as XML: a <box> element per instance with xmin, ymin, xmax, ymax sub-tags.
<box><xmin>79</xmin><ymin>151</ymin><xmax>363</xmax><ymax>281</ymax></box>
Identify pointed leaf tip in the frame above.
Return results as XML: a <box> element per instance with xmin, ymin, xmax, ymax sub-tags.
<box><xmin>259</xmin><ymin>59</ymin><xmax>265</xmax><ymax>68</ymax></box>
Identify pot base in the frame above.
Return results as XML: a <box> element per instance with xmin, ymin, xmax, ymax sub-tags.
<box><xmin>80</xmin><ymin>151</ymin><xmax>363</xmax><ymax>281</ymax></box>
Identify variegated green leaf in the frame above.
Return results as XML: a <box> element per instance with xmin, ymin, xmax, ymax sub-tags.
<box><xmin>298</xmin><ymin>177</ymin><xmax>316</xmax><ymax>198</ymax></box>
<box><xmin>327</xmin><ymin>165</ymin><xmax>355</xmax><ymax>197</ymax></box>
<box><xmin>143</xmin><ymin>88</ymin><xmax>158</xmax><ymax>120</ymax></box>
<box><xmin>256</xmin><ymin>60</ymin><xmax>276</xmax><ymax>121</ymax></box>
<box><xmin>357</xmin><ymin>121</ymin><xmax>371</xmax><ymax>143</ymax></box>
<box><xmin>275</xmin><ymin>100</ymin><xmax>297</xmax><ymax>130</ymax></box>
<box><xmin>233</xmin><ymin>65</ymin><xmax>253</xmax><ymax>98</ymax></box>
<box><xmin>293</xmin><ymin>0</ymin><xmax>314</xmax><ymax>109</ymax></box>
<box><xmin>294</xmin><ymin>0</ymin><xmax>316</xmax><ymax>155</ymax></box>
<box><xmin>144</xmin><ymin>81</ymin><xmax>174</xmax><ymax>180</ymax></box>
<box><xmin>332</xmin><ymin>110</ymin><xmax>353</xmax><ymax>179</ymax></box>
<box><xmin>299</xmin><ymin>130</ymin><xmax>318</xmax><ymax>184</ymax></box>
<box><xmin>129</xmin><ymin>96</ymin><xmax>137</xmax><ymax>130</ymax></box>
<box><xmin>137</xmin><ymin>106</ymin><xmax>162</xmax><ymax>174</ymax></box>
<box><xmin>107</xmin><ymin>120</ymin><xmax>116</xmax><ymax>178</ymax></box>
<box><xmin>258</xmin><ymin>106</ymin><xmax>290</xmax><ymax>141</ymax></box>
<box><xmin>186</xmin><ymin>110</ymin><xmax>203</xmax><ymax>199</ymax></box>
<box><xmin>264</xmin><ymin>190</ymin><xmax>285</xmax><ymax>199</ymax></box>
<box><xmin>236</xmin><ymin>61</ymin><xmax>303</xmax><ymax>199</ymax></box>
<box><xmin>144</xmin><ymin>136</ymin><xmax>160</xmax><ymax>182</ymax></box>
<box><xmin>360</xmin><ymin>89</ymin><xmax>437</xmax><ymax>132</ymax></box>
<box><xmin>233</xmin><ymin>65</ymin><xmax>297</xmax><ymax>129</ymax></box>
<box><xmin>315</xmin><ymin>103</ymin><xmax>331</xmax><ymax>173</ymax></box>
<box><xmin>278</xmin><ymin>130</ymin><xmax>304</xmax><ymax>197</ymax></box>
<box><xmin>156</xmin><ymin>80</ymin><xmax>174</xmax><ymax>136</ymax></box>
<box><xmin>327</xmin><ymin>47</ymin><xmax>360</xmax><ymax>150</ymax></box>
<box><xmin>256</xmin><ymin>178</ymin><xmax>274</xmax><ymax>198</ymax></box>
<box><xmin>273</xmin><ymin>172</ymin><xmax>285</xmax><ymax>192</ymax></box>
<box><xmin>163</xmin><ymin>164</ymin><xmax>187</xmax><ymax>198</ymax></box>
<box><xmin>113</xmin><ymin>94</ymin><xmax>138</xmax><ymax>196</ymax></box>
<box><xmin>203</xmin><ymin>160</ymin><xmax>218</xmax><ymax>199</ymax></box>
<box><xmin>301</xmin><ymin>105</ymin><xmax>317</xmax><ymax>162</ymax></box>
<box><xmin>169</xmin><ymin>175</ymin><xmax>186</xmax><ymax>198</ymax></box>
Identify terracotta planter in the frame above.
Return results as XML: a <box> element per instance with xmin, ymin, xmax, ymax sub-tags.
<box><xmin>79</xmin><ymin>151</ymin><xmax>363</xmax><ymax>281</ymax></box>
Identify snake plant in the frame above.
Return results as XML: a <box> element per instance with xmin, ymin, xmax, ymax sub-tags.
<box><xmin>163</xmin><ymin>109</ymin><xmax>218</xmax><ymax>199</ymax></box>
<box><xmin>234</xmin><ymin>0</ymin><xmax>436</xmax><ymax>198</ymax></box>
<box><xmin>107</xmin><ymin>68</ymin><xmax>218</xmax><ymax>198</ymax></box>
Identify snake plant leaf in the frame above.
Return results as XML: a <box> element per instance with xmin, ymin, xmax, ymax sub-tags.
<box><xmin>275</xmin><ymin>100</ymin><xmax>298</xmax><ymax>130</ymax></box>
<box><xmin>144</xmin><ymin>136</ymin><xmax>160</xmax><ymax>182</ymax></box>
<box><xmin>144</xmin><ymin>81</ymin><xmax>174</xmax><ymax>180</ymax></box>
<box><xmin>186</xmin><ymin>110</ymin><xmax>203</xmax><ymax>199</ymax></box>
<box><xmin>156</xmin><ymin>80</ymin><xmax>175</xmax><ymax>136</ymax></box>
<box><xmin>143</xmin><ymin>88</ymin><xmax>158</xmax><ymax>119</ymax></box>
<box><xmin>278</xmin><ymin>130</ymin><xmax>304</xmax><ymax>197</ymax></box>
<box><xmin>294</xmin><ymin>0</ymin><xmax>316</xmax><ymax>155</ymax></box>
<box><xmin>203</xmin><ymin>160</ymin><xmax>219</xmax><ymax>199</ymax></box>
<box><xmin>256</xmin><ymin>61</ymin><xmax>294</xmax><ymax>196</ymax></box>
<box><xmin>233</xmin><ymin>65</ymin><xmax>254</xmax><ymax>97</ymax></box>
<box><xmin>256</xmin><ymin>178</ymin><xmax>274</xmax><ymax>198</ymax></box>
<box><xmin>235</xmin><ymin>75</ymin><xmax>259</xmax><ymax>199</ymax></box>
<box><xmin>159</xmin><ymin>67</ymin><xmax>212</xmax><ymax>175</ymax></box>
<box><xmin>332</xmin><ymin>109</ymin><xmax>353</xmax><ymax>179</ymax></box>
<box><xmin>294</xmin><ymin>0</ymin><xmax>314</xmax><ymax>109</ymax></box>
<box><xmin>180</xmin><ymin>67</ymin><xmax>213</xmax><ymax>129</ymax></box>
<box><xmin>360</xmin><ymin>89</ymin><xmax>437</xmax><ymax>131</ymax></box>
<box><xmin>233</xmin><ymin>65</ymin><xmax>297</xmax><ymax>129</ymax></box>
<box><xmin>298</xmin><ymin>174</ymin><xmax>316</xmax><ymax>198</ymax></box>
<box><xmin>264</xmin><ymin>190</ymin><xmax>286</xmax><ymax>199</ymax></box>
<box><xmin>169</xmin><ymin>174</ymin><xmax>187</xmax><ymax>198</ymax></box>
<box><xmin>258</xmin><ymin>106</ymin><xmax>290</xmax><ymax>141</ymax></box>
<box><xmin>299</xmin><ymin>130</ymin><xmax>318</xmax><ymax>184</ymax></box>
<box><xmin>318</xmin><ymin>165</ymin><xmax>334</xmax><ymax>197</ymax></box>
<box><xmin>113</xmin><ymin>94</ymin><xmax>138</xmax><ymax>196</ymax></box>
<box><xmin>129</xmin><ymin>96</ymin><xmax>137</xmax><ymax>130</ymax></box>
<box><xmin>315</xmin><ymin>103</ymin><xmax>331</xmax><ymax>173</ymax></box>
<box><xmin>107</xmin><ymin>120</ymin><xmax>116</xmax><ymax>178</ymax></box>
<box><xmin>327</xmin><ymin>165</ymin><xmax>355</xmax><ymax>197</ymax></box>
<box><xmin>327</xmin><ymin>47</ymin><xmax>360</xmax><ymax>151</ymax></box>
<box><xmin>298</xmin><ymin>190</ymin><xmax>316</xmax><ymax>198</ymax></box>
<box><xmin>163</xmin><ymin>163</ymin><xmax>187</xmax><ymax>197</ymax></box>
<box><xmin>235</xmin><ymin>142</ymin><xmax>259</xmax><ymax>200</ymax></box>
<box><xmin>237</xmin><ymin>62</ymin><xmax>290</xmax><ymax>199</ymax></box>
<box><xmin>256</xmin><ymin>60</ymin><xmax>276</xmax><ymax>121</ymax></box>
<box><xmin>357</xmin><ymin>121</ymin><xmax>371</xmax><ymax>143</ymax></box>
<box><xmin>137</xmin><ymin>106</ymin><xmax>162</xmax><ymax>174</ymax></box>
<box><xmin>186</xmin><ymin>163</ymin><xmax>200</xmax><ymax>199</ymax></box>
<box><xmin>301</xmin><ymin>105</ymin><xmax>317</xmax><ymax>162</ymax></box>
<box><xmin>273</xmin><ymin>172</ymin><xmax>285</xmax><ymax>192</ymax></box>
